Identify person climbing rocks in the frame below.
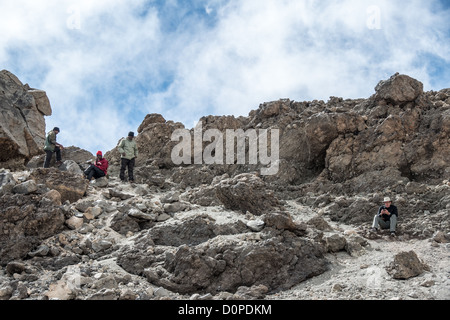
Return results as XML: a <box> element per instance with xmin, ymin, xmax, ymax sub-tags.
<box><xmin>118</xmin><ymin>131</ymin><xmax>138</xmax><ymax>183</ymax></box>
<box><xmin>371</xmin><ymin>197</ymin><xmax>398</xmax><ymax>237</ymax></box>
<box><xmin>43</xmin><ymin>127</ymin><xmax>64</xmax><ymax>168</ymax></box>
<box><xmin>84</xmin><ymin>151</ymin><xmax>109</xmax><ymax>181</ymax></box>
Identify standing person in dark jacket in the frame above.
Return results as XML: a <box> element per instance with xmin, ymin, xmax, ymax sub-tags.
<box><xmin>43</xmin><ymin>127</ymin><xmax>64</xmax><ymax>168</ymax></box>
<box><xmin>84</xmin><ymin>151</ymin><xmax>109</xmax><ymax>181</ymax></box>
<box><xmin>371</xmin><ymin>197</ymin><xmax>398</xmax><ymax>237</ymax></box>
<box><xmin>118</xmin><ymin>131</ymin><xmax>138</xmax><ymax>183</ymax></box>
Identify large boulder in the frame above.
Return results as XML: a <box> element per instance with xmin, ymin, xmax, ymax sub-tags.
<box><xmin>0</xmin><ymin>193</ymin><xmax>65</xmax><ymax>265</ymax></box>
<box><xmin>374</xmin><ymin>73</ymin><xmax>424</xmax><ymax>104</ymax></box>
<box><xmin>0</xmin><ymin>70</ymin><xmax>52</xmax><ymax>169</ymax></box>
<box><xmin>117</xmin><ymin>231</ymin><xmax>328</xmax><ymax>295</ymax></box>
<box><xmin>30</xmin><ymin>168</ymin><xmax>88</xmax><ymax>203</ymax></box>
<box><xmin>386</xmin><ymin>251</ymin><xmax>429</xmax><ymax>280</ymax></box>
<box><xmin>214</xmin><ymin>173</ymin><xmax>282</xmax><ymax>215</ymax></box>
<box><xmin>325</xmin><ymin>95</ymin><xmax>450</xmax><ymax>184</ymax></box>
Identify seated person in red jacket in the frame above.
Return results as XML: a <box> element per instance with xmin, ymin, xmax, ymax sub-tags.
<box><xmin>84</xmin><ymin>151</ymin><xmax>109</xmax><ymax>180</ymax></box>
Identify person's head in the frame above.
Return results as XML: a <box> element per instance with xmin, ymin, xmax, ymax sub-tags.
<box><xmin>53</xmin><ymin>127</ymin><xmax>60</xmax><ymax>134</ymax></box>
<box><xmin>127</xmin><ymin>132</ymin><xmax>135</xmax><ymax>140</ymax></box>
<box><xmin>383</xmin><ymin>197</ymin><xmax>392</xmax><ymax>208</ymax></box>
<box><xmin>96</xmin><ymin>151</ymin><xmax>103</xmax><ymax>159</ymax></box>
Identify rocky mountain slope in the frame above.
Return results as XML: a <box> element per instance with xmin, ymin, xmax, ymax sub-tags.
<box><xmin>0</xmin><ymin>71</ymin><xmax>448</xmax><ymax>300</ymax></box>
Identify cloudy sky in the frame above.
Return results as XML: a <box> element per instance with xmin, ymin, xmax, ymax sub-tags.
<box><xmin>1</xmin><ymin>0</ymin><xmax>449</xmax><ymax>155</ymax></box>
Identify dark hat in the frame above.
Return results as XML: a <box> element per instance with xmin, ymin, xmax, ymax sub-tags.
<box><xmin>53</xmin><ymin>127</ymin><xmax>60</xmax><ymax>132</ymax></box>
<box><xmin>128</xmin><ymin>131</ymin><xmax>135</xmax><ymax>137</ymax></box>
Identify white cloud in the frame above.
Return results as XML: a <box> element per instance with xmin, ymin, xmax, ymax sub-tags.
<box><xmin>1</xmin><ymin>0</ymin><xmax>449</xmax><ymax>154</ymax></box>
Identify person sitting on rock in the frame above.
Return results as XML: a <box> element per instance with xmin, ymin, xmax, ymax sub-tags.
<box><xmin>371</xmin><ymin>197</ymin><xmax>398</xmax><ymax>237</ymax></box>
<box><xmin>43</xmin><ymin>127</ymin><xmax>64</xmax><ymax>168</ymax></box>
<box><xmin>84</xmin><ymin>151</ymin><xmax>108</xmax><ymax>181</ymax></box>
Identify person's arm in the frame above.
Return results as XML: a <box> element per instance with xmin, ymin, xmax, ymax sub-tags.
<box><xmin>391</xmin><ymin>206</ymin><xmax>398</xmax><ymax>216</ymax></box>
<box><xmin>134</xmin><ymin>143</ymin><xmax>139</xmax><ymax>158</ymax></box>
<box><xmin>118</xmin><ymin>139</ymin><xmax>125</xmax><ymax>156</ymax></box>
<box><xmin>49</xmin><ymin>132</ymin><xmax>64</xmax><ymax>149</ymax></box>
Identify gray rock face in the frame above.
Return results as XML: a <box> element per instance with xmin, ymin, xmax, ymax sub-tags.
<box><xmin>214</xmin><ymin>173</ymin><xmax>282</xmax><ymax>215</ymax></box>
<box><xmin>0</xmin><ymin>72</ymin><xmax>448</xmax><ymax>301</ymax></box>
<box><xmin>0</xmin><ymin>193</ymin><xmax>65</xmax><ymax>265</ymax></box>
<box><xmin>117</xmin><ymin>231</ymin><xmax>328</xmax><ymax>295</ymax></box>
<box><xmin>30</xmin><ymin>168</ymin><xmax>89</xmax><ymax>203</ymax></box>
<box><xmin>0</xmin><ymin>70</ymin><xmax>52</xmax><ymax>168</ymax></box>
<box><xmin>374</xmin><ymin>73</ymin><xmax>424</xmax><ymax>104</ymax></box>
<box><xmin>386</xmin><ymin>251</ymin><xmax>429</xmax><ymax>280</ymax></box>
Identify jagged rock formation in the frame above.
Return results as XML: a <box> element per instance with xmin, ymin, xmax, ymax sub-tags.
<box><xmin>0</xmin><ymin>191</ymin><xmax>65</xmax><ymax>265</ymax></box>
<box><xmin>0</xmin><ymin>71</ymin><xmax>449</xmax><ymax>301</ymax></box>
<box><xmin>106</xmin><ymin>74</ymin><xmax>449</xmax><ymax>190</ymax></box>
<box><xmin>0</xmin><ymin>70</ymin><xmax>52</xmax><ymax>169</ymax></box>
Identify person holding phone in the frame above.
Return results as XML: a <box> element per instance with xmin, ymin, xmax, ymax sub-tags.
<box><xmin>371</xmin><ymin>197</ymin><xmax>398</xmax><ymax>237</ymax></box>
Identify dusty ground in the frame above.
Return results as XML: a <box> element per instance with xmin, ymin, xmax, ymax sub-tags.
<box><xmin>265</xmin><ymin>201</ymin><xmax>450</xmax><ymax>301</ymax></box>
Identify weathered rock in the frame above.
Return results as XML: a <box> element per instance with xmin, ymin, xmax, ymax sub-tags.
<box><xmin>84</xmin><ymin>206</ymin><xmax>103</xmax><ymax>220</ymax></box>
<box><xmin>374</xmin><ymin>73</ymin><xmax>424</xmax><ymax>104</ymax></box>
<box><xmin>27</xmin><ymin>89</ymin><xmax>52</xmax><ymax>116</ymax></box>
<box><xmin>214</xmin><ymin>173</ymin><xmax>282</xmax><ymax>215</ymax></box>
<box><xmin>137</xmin><ymin>234</ymin><xmax>328</xmax><ymax>295</ymax></box>
<box><xmin>247</xmin><ymin>219</ymin><xmax>265</xmax><ymax>232</ymax></box>
<box><xmin>127</xmin><ymin>208</ymin><xmax>156</xmax><ymax>221</ymax></box>
<box><xmin>324</xmin><ymin>234</ymin><xmax>347</xmax><ymax>253</ymax></box>
<box><xmin>60</xmin><ymin>160</ymin><xmax>83</xmax><ymax>175</ymax></box>
<box><xmin>6</xmin><ymin>261</ymin><xmax>26</xmax><ymax>275</ymax></box>
<box><xmin>0</xmin><ymin>171</ymin><xmax>16</xmax><ymax>195</ymax></box>
<box><xmin>91</xmin><ymin>176</ymin><xmax>109</xmax><ymax>188</ymax></box>
<box><xmin>12</xmin><ymin>180</ymin><xmax>38</xmax><ymax>195</ymax></box>
<box><xmin>46</xmin><ymin>280</ymin><xmax>75</xmax><ymax>300</ymax></box>
<box><xmin>263</xmin><ymin>211</ymin><xmax>306</xmax><ymax>235</ymax></box>
<box><xmin>0</xmin><ymin>193</ymin><xmax>65</xmax><ymax>265</ymax></box>
<box><xmin>163</xmin><ymin>201</ymin><xmax>189</xmax><ymax>214</ymax></box>
<box><xmin>146</xmin><ymin>215</ymin><xmax>248</xmax><ymax>247</ymax></box>
<box><xmin>43</xmin><ymin>189</ymin><xmax>62</xmax><ymax>206</ymax></box>
<box><xmin>234</xmin><ymin>284</ymin><xmax>269</xmax><ymax>300</ymax></box>
<box><xmin>0</xmin><ymin>284</ymin><xmax>13</xmax><ymax>300</ymax></box>
<box><xmin>66</xmin><ymin>216</ymin><xmax>84</xmax><ymax>230</ymax></box>
<box><xmin>109</xmin><ymin>211</ymin><xmax>141</xmax><ymax>235</ymax></box>
<box><xmin>307</xmin><ymin>215</ymin><xmax>332</xmax><ymax>231</ymax></box>
<box><xmin>109</xmin><ymin>188</ymin><xmax>134</xmax><ymax>200</ymax></box>
<box><xmin>0</xmin><ymin>70</ymin><xmax>51</xmax><ymax>168</ymax></box>
<box><xmin>30</xmin><ymin>168</ymin><xmax>88</xmax><ymax>203</ymax></box>
<box><xmin>386</xmin><ymin>251</ymin><xmax>429</xmax><ymax>280</ymax></box>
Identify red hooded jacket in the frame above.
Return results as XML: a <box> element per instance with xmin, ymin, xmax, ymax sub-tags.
<box><xmin>95</xmin><ymin>157</ymin><xmax>109</xmax><ymax>175</ymax></box>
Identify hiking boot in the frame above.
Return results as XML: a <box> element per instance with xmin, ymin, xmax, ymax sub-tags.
<box><xmin>55</xmin><ymin>161</ymin><xmax>63</xmax><ymax>167</ymax></box>
<box><xmin>390</xmin><ymin>232</ymin><xmax>396</xmax><ymax>237</ymax></box>
<box><xmin>370</xmin><ymin>227</ymin><xmax>379</xmax><ymax>233</ymax></box>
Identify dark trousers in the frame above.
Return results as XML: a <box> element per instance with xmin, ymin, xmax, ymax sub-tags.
<box><xmin>120</xmin><ymin>158</ymin><xmax>135</xmax><ymax>181</ymax></box>
<box><xmin>43</xmin><ymin>147</ymin><xmax>62</xmax><ymax>168</ymax></box>
<box><xmin>84</xmin><ymin>165</ymin><xmax>106</xmax><ymax>180</ymax></box>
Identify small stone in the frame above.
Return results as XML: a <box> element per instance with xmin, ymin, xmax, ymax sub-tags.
<box><xmin>154</xmin><ymin>287</ymin><xmax>170</xmax><ymax>297</ymax></box>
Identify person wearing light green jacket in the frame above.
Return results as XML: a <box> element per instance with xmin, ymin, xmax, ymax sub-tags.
<box><xmin>118</xmin><ymin>131</ymin><xmax>138</xmax><ymax>183</ymax></box>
